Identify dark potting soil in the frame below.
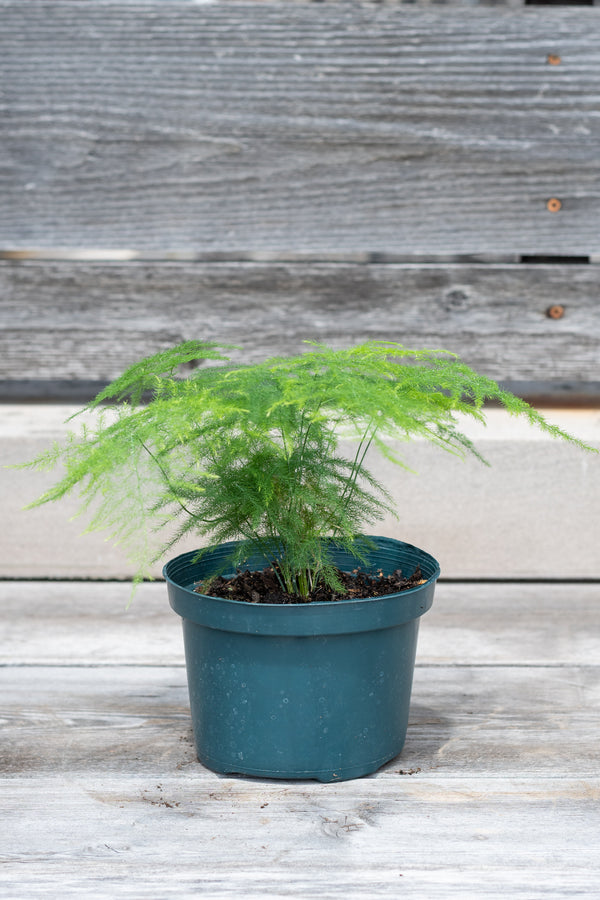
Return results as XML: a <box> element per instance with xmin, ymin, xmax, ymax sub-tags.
<box><xmin>196</xmin><ymin>565</ymin><xmax>426</xmax><ymax>605</ymax></box>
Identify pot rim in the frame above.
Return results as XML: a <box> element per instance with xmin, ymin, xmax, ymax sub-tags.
<box><xmin>163</xmin><ymin>535</ymin><xmax>440</xmax><ymax>636</ymax></box>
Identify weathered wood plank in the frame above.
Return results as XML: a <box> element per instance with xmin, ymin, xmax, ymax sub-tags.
<box><xmin>3</xmin><ymin>405</ymin><xmax>598</xmax><ymax>579</ymax></box>
<box><xmin>1</xmin><ymin>772</ymin><xmax>599</xmax><ymax>899</ymax></box>
<box><xmin>1</xmin><ymin>3</ymin><xmax>599</xmax><ymax>254</ymax></box>
<box><xmin>1</xmin><ymin>773</ymin><xmax>599</xmax><ymax>899</ymax></box>
<box><xmin>2</xmin><ymin>581</ymin><xmax>600</xmax><ymax>667</ymax></box>
<box><xmin>419</xmin><ymin>582</ymin><xmax>600</xmax><ymax>666</ymax></box>
<box><xmin>1</xmin><ymin>665</ymin><xmax>599</xmax><ymax>776</ymax></box>
<box><xmin>0</xmin><ymin>405</ymin><xmax>600</xmax><ymax>579</ymax></box>
<box><xmin>74</xmin><ymin>0</ymin><xmax>531</xmax><ymax>6</ymax></box>
<box><xmin>0</xmin><ymin>582</ymin><xmax>183</xmax><ymax>667</ymax></box>
<box><xmin>1</xmin><ymin>260</ymin><xmax>599</xmax><ymax>393</ymax></box>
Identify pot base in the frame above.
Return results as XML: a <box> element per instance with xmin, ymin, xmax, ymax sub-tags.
<box><xmin>197</xmin><ymin>749</ymin><xmax>403</xmax><ymax>783</ymax></box>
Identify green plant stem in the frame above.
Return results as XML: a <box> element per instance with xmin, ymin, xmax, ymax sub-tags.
<box><xmin>139</xmin><ymin>438</ymin><xmax>200</xmax><ymax>522</ymax></box>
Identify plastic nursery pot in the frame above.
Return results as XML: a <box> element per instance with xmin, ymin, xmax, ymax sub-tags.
<box><xmin>164</xmin><ymin>535</ymin><xmax>440</xmax><ymax>783</ymax></box>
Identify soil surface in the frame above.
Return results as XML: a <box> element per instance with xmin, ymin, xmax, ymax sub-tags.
<box><xmin>196</xmin><ymin>565</ymin><xmax>426</xmax><ymax>605</ymax></box>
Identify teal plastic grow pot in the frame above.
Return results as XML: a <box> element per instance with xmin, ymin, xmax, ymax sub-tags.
<box><xmin>164</xmin><ymin>536</ymin><xmax>439</xmax><ymax>783</ymax></box>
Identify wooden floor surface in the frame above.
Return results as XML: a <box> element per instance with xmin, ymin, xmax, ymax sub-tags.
<box><xmin>1</xmin><ymin>581</ymin><xmax>599</xmax><ymax>898</ymax></box>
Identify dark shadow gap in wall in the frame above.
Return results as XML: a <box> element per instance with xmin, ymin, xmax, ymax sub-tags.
<box><xmin>0</xmin><ymin>575</ymin><xmax>598</xmax><ymax>586</ymax></box>
<box><xmin>3</xmin><ymin>380</ymin><xmax>600</xmax><ymax>406</ymax></box>
<box><xmin>524</xmin><ymin>0</ymin><xmax>594</xmax><ymax>6</ymax></box>
<box><xmin>520</xmin><ymin>255</ymin><xmax>590</xmax><ymax>264</ymax></box>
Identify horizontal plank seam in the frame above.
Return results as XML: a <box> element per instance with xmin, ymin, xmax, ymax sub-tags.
<box><xmin>2</xmin><ymin>252</ymin><xmax>600</xmax><ymax>265</ymax></box>
<box><xmin>439</xmin><ymin>577</ymin><xmax>600</xmax><ymax>584</ymax></box>
<box><xmin>2</xmin><ymin>577</ymin><xmax>600</xmax><ymax>585</ymax></box>
<box><xmin>2</xmin><ymin>663</ymin><xmax>599</xmax><ymax>669</ymax></box>
<box><xmin>1</xmin><ymin>774</ymin><xmax>598</xmax><ymax>781</ymax></box>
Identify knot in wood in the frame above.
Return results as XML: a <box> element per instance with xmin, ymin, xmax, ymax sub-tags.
<box><xmin>444</xmin><ymin>289</ymin><xmax>469</xmax><ymax>312</ymax></box>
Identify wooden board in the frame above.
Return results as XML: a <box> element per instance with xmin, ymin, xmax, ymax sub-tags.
<box><xmin>1</xmin><ymin>578</ymin><xmax>600</xmax><ymax>898</ymax></box>
<box><xmin>1</xmin><ymin>260</ymin><xmax>599</xmax><ymax>395</ymax></box>
<box><xmin>1</xmin><ymin>773</ymin><xmax>599</xmax><ymax>899</ymax></box>
<box><xmin>2</xmin><ymin>581</ymin><xmax>599</xmax><ymax>667</ymax></box>
<box><xmin>1</xmin><ymin>660</ymin><xmax>599</xmax><ymax>897</ymax></box>
<box><xmin>82</xmin><ymin>0</ymin><xmax>532</xmax><ymax>6</ymax></box>
<box><xmin>3</xmin><ymin>404</ymin><xmax>599</xmax><ymax>579</ymax></box>
<box><xmin>1</xmin><ymin>3</ymin><xmax>599</xmax><ymax>255</ymax></box>
<box><xmin>1</xmin><ymin>663</ymin><xmax>600</xmax><ymax>777</ymax></box>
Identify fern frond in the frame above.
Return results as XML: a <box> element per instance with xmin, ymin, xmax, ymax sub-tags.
<box><xmin>82</xmin><ymin>341</ymin><xmax>237</xmax><ymax>410</ymax></box>
<box><xmin>20</xmin><ymin>339</ymin><xmax>597</xmax><ymax>597</ymax></box>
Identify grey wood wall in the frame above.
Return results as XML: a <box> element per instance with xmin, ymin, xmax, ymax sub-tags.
<box><xmin>1</xmin><ymin>0</ymin><xmax>599</xmax><ymax>579</ymax></box>
<box><xmin>1</xmin><ymin>0</ymin><xmax>599</xmax><ymax>399</ymax></box>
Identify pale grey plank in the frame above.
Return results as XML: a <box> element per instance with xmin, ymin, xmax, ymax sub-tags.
<box><xmin>3</xmin><ymin>405</ymin><xmax>598</xmax><ymax>579</ymax></box>
<box><xmin>1</xmin><ymin>260</ymin><xmax>600</xmax><ymax>390</ymax></box>
<box><xmin>67</xmin><ymin>0</ymin><xmax>531</xmax><ymax>6</ymax></box>
<box><xmin>0</xmin><ymin>405</ymin><xmax>600</xmax><ymax>579</ymax></box>
<box><xmin>2</xmin><ymin>581</ymin><xmax>600</xmax><ymax>667</ymax></box>
<box><xmin>1</xmin><ymin>664</ymin><xmax>599</xmax><ymax>776</ymax></box>
<box><xmin>1</xmin><ymin>3</ymin><xmax>599</xmax><ymax>254</ymax></box>
<box><xmin>0</xmin><ymin>582</ymin><xmax>182</xmax><ymax>667</ymax></box>
<box><xmin>419</xmin><ymin>582</ymin><xmax>600</xmax><ymax>666</ymax></box>
<box><xmin>1</xmin><ymin>773</ymin><xmax>599</xmax><ymax>899</ymax></box>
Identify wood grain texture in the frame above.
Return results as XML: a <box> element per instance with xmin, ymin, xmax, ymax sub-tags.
<box><xmin>2</xmin><ymin>576</ymin><xmax>600</xmax><ymax>897</ymax></box>
<box><xmin>2</xmin><ymin>580</ymin><xmax>600</xmax><ymax>667</ymax></box>
<box><xmin>3</xmin><ymin>405</ymin><xmax>599</xmax><ymax>579</ymax></box>
<box><xmin>1</xmin><ymin>773</ymin><xmax>599</xmax><ymax>899</ymax></box>
<box><xmin>1</xmin><ymin>664</ymin><xmax>599</xmax><ymax>776</ymax></box>
<box><xmin>1</xmin><ymin>2</ymin><xmax>599</xmax><ymax>254</ymax></box>
<box><xmin>1</xmin><ymin>260</ymin><xmax>599</xmax><ymax>393</ymax></box>
<box><xmin>2</xmin><ymin>661</ymin><xmax>600</xmax><ymax>898</ymax></box>
<box><xmin>73</xmin><ymin>0</ymin><xmax>532</xmax><ymax>6</ymax></box>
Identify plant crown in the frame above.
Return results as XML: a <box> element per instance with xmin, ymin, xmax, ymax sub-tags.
<box><xmin>23</xmin><ymin>340</ymin><xmax>595</xmax><ymax>598</ymax></box>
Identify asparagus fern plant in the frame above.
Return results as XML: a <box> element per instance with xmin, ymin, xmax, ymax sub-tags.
<box><xmin>24</xmin><ymin>340</ymin><xmax>594</xmax><ymax>599</ymax></box>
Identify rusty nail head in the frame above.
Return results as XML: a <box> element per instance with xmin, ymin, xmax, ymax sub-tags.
<box><xmin>546</xmin><ymin>305</ymin><xmax>565</xmax><ymax>320</ymax></box>
<box><xmin>547</xmin><ymin>54</ymin><xmax>562</xmax><ymax>66</ymax></box>
<box><xmin>547</xmin><ymin>198</ymin><xmax>562</xmax><ymax>213</ymax></box>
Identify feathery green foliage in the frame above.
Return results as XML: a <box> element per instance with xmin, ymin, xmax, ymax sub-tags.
<box><xmin>22</xmin><ymin>340</ymin><xmax>596</xmax><ymax>598</ymax></box>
